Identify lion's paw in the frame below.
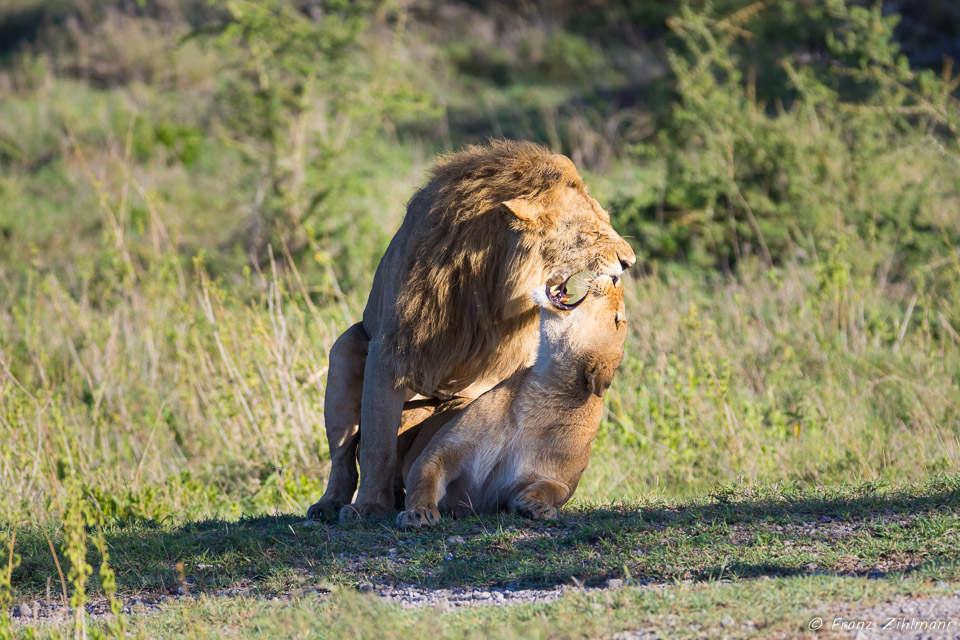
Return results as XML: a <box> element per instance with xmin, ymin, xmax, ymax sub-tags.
<box><xmin>307</xmin><ymin>498</ymin><xmax>345</xmax><ymax>521</ymax></box>
<box><xmin>513</xmin><ymin>496</ymin><xmax>558</xmax><ymax>521</ymax></box>
<box><xmin>396</xmin><ymin>505</ymin><xmax>441</xmax><ymax>530</ymax></box>
<box><xmin>338</xmin><ymin>500</ymin><xmax>392</xmax><ymax>523</ymax></box>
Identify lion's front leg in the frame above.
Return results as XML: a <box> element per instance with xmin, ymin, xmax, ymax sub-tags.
<box><xmin>308</xmin><ymin>322</ymin><xmax>367</xmax><ymax>521</ymax></box>
<box><xmin>340</xmin><ymin>339</ymin><xmax>406</xmax><ymax>522</ymax></box>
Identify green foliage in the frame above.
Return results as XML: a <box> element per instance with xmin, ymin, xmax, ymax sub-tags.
<box><xmin>62</xmin><ymin>486</ymin><xmax>93</xmax><ymax>638</ymax></box>
<box><xmin>210</xmin><ymin>0</ymin><xmax>427</xmax><ymax>278</ymax></box>
<box><xmin>56</xmin><ymin>483</ymin><xmax>127</xmax><ymax>639</ymax></box>
<box><xmin>0</xmin><ymin>3</ymin><xmax>959</xmax><ymax>631</ymax></box>
<box><xmin>610</xmin><ymin>0</ymin><xmax>960</xmax><ymax>277</ymax></box>
<box><xmin>0</xmin><ymin>531</ymin><xmax>19</xmax><ymax>640</ymax></box>
<box><xmin>0</xmin><ymin>6</ymin><xmax>958</xmax><ymax>625</ymax></box>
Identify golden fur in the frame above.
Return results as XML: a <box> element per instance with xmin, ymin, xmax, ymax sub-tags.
<box><xmin>308</xmin><ymin>140</ymin><xmax>635</xmax><ymax>521</ymax></box>
<box><xmin>387</xmin><ymin>140</ymin><xmax>633</xmax><ymax>396</ymax></box>
<box><xmin>395</xmin><ymin>275</ymin><xmax>627</xmax><ymax>528</ymax></box>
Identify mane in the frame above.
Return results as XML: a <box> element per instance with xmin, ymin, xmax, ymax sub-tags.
<box><xmin>384</xmin><ymin>140</ymin><xmax>582</xmax><ymax>396</ymax></box>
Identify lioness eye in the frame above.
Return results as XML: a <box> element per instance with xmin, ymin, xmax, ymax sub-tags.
<box><xmin>562</xmin><ymin>270</ymin><xmax>596</xmax><ymax>305</ymax></box>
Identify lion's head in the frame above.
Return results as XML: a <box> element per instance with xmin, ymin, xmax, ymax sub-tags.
<box><xmin>533</xmin><ymin>272</ymin><xmax>627</xmax><ymax>397</ymax></box>
<box><xmin>500</xmin><ymin>152</ymin><xmax>635</xmax><ymax>289</ymax></box>
<box><xmin>386</xmin><ymin>140</ymin><xmax>635</xmax><ymax>397</ymax></box>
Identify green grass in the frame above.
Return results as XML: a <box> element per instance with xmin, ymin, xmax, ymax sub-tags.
<box><xmin>12</xmin><ymin>477</ymin><xmax>960</xmax><ymax>638</ymax></box>
<box><xmin>26</xmin><ymin>576</ymin><xmax>960</xmax><ymax>639</ymax></box>
<box><xmin>12</xmin><ymin>476</ymin><xmax>959</xmax><ymax>600</ymax></box>
<box><xmin>2</xmin><ymin>1</ymin><xmax>960</xmax><ymax>637</ymax></box>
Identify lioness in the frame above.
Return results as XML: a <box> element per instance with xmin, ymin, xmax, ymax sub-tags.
<box><xmin>394</xmin><ymin>273</ymin><xmax>627</xmax><ymax>528</ymax></box>
<box><xmin>308</xmin><ymin>140</ymin><xmax>635</xmax><ymax>521</ymax></box>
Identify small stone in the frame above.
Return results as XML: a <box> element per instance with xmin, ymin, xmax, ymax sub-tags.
<box><xmin>474</xmin><ymin>591</ymin><xmax>491</xmax><ymax>600</ymax></box>
<box><xmin>18</xmin><ymin>603</ymin><xmax>32</xmax><ymax>617</ymax></box>
<box><xmin>720</xmin><ymin>614</ymin><xmax>735</xmax><ymax>627</ymax></box>
<box><xmin>358</xmin><ymin>582</ymin><xmax>375</xmax><ymax>593</ymax></box>
<box><xmin>936</xmin><ymin>581</ymin><xmax>949</xmax><ymax>588</ymax></box>
<box><xmin>606</xmin><ymin>578</ymin><xmax>624</xmax><ymax>589</ymax></box>
<box><xmin>446</xmin><ymin>535</ymin><xmax>466</xmax><ymax>545</ymax></box>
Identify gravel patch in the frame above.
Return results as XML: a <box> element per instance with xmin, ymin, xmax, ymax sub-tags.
<box><xmin>364</xmin><ymin>580</ymin><xmax>642</xmax><ymax>609</ymax></box>
<box><xmin>7</xmin><ymin>586</ymin><xmax>332</xmax><ymax>627</ymax></box>
<box><xmin>8</xmin><ymin>580</ymin><xmax>649</xmax><ymax>626</ymax></box>
<box><xmin>827</xmin><ymin>592</ymin><xmax>960</xmax><ymax>640</ymax></box>
<box><xmin>11</xmin><ymin>585</ymin><xmax>960</xmax><ymax>638</ymax></box>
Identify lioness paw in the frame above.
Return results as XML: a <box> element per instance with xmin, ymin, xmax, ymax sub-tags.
<box><xmin>396</xmin><ymin>506</ymin><xmax>440</xmax><ymax>529</ymax></box>
<box><xmin>513</xmin><ymin>496</ymin><xmax>558</xmax><ymax>520</ymax></box>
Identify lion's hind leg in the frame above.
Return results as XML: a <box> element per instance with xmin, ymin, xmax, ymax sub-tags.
<box><xmin>307</xmin><ymin>322</ymin><xmax>368</xmax><ymax>521</ymax></box>
<box><xmin>510</xmin><ymin>479</ymin><xmax>570</xmax><ymax>520</ymax></box>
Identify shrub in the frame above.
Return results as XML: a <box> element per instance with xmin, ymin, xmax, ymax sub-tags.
<box><xmin>610</xmin><ymin>0</ymin><xmax>960</xmax><ymax>280</ymax></box>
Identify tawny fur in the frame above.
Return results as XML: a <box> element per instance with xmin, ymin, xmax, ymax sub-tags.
<box><xmin>395</xmin><ymin>275</ymin><xmax>628</xmax><ymax>528</ymax></box>
<box><xmin>308</xmin><ymin>140</ymin><xmax>635</xmax><ymax>521</ymax></box>
<box><xmin>386</xmin><ymin>139</ymin><xmax>634</xmax><ymax>396</ymax></box>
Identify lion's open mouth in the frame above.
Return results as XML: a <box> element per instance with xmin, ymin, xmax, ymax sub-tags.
<box><xmin>545</xmin><ymin>270</ymin><xmax>596</xmax><ymax>310</ymax></box>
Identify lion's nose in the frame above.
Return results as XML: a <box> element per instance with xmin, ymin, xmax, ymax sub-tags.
<box><xmin>618</xmin><ymin>254</ymin><xmax>635</xmax><ymax>271</ymax></box>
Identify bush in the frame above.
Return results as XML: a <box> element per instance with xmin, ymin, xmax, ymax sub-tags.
<box><xmin>610</xmin><ymin>0</ymin><xmax>960</xmax><ymax>280</ymax></box>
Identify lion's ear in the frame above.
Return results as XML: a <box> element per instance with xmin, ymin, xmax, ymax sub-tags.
<box><xmin>585</xmin><ymin>357</ymin><xmax>617</xmax><ymax>398</ymax></box>
<box><xmin>502</xmin><ymin>198</ymin><xmax>543</xmax><ymax>222</ymax></box>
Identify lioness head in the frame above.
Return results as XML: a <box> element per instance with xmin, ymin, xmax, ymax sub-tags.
<box><xmin>502</xmin><ymin>153</ymin><xmax>636</xmax><ymax>287</ymax></box>
<box><xmin>532</xmin><ymin>272</ymin><xmax>627</xmax><ymax>397</ymax></box>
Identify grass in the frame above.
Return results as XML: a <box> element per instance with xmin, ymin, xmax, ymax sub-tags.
<box><xmin>2</xmin><ymin>1</ymin><xmax>960</xmax><ymax>637</ymax></box>
<box><xmin>3</xmin><ymin>222</ymin><xmax>958</xmax><ymax>527</ymax></box>
<box><xmin>24</xmin><ymin>576</ymin><xmax>960</xmax><ymax>639</ymax></box>
<box><xmin>11</xmin><ymin>476</ymin><xmax>960</xmax><ymax>599</ymax></box>
<box><xmin>10</xmin><ymin>476</ymin><xmax>960</xmax><ymax>638</ymax></box>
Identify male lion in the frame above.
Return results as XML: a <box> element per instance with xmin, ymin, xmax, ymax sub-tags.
<box><xmin>307</xmin><ymin>140</ymin><xmax>635</xmax><ymax>521</ymax></box>
<box><xmin>395</xmin><ymin>273</ymin><xmax>627</xmax><ymax>528</ymax></box>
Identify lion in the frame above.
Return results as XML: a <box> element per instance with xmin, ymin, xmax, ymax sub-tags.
<box><xmin>395</xmin><ymin>273</ymin><xmax>627</xmax><ymax>528</ymax></box>
<box><xmin>307</xmin><ymin>140</ymin><xmax>635</xmax><ymax>521</ymax></box>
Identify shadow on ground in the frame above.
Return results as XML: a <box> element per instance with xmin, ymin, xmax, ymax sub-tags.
<box><xmin>10</xmin><ymin>476</ymin><xmax>960</xmax><ymax>601</ymax></box>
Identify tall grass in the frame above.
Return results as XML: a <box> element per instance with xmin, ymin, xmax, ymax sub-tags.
<box><xmin>2</xmin><ymin>160</ymin><xmax>958</xmax><ymax>523</ymax></box>
<box><xmin>0</xmin><ymin>6</ymin><xmax>958</xmax><ymax>630</ymax></box>
<box><xmin>0</xmin><ymin>0</ymin><xmax>956</xmax><ymax>547</ymax></box>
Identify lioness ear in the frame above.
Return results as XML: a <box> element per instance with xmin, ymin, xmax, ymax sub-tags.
<box><xmin>502</xmin><ymin>198</ymin><xmax>542</xmax><ymax>222</ymax></box>
<box><xmin>585</xmin><ymin>358</ymin><xmax>617</xmax><ymax>398</ymax></box>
